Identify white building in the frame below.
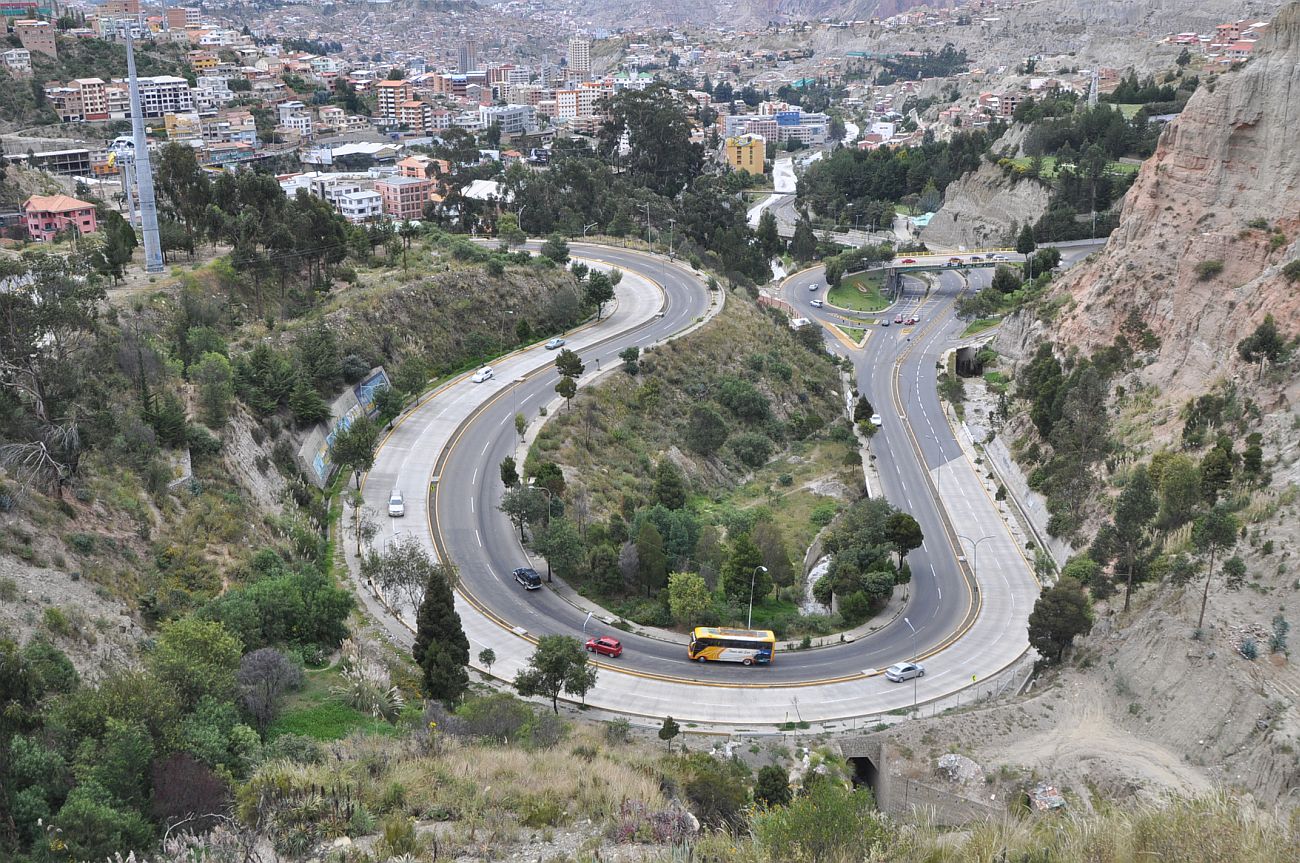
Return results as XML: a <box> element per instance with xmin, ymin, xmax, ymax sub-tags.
<box><xmin>125</xmin><ymin>76</ymin><xmax>195</xmax><ymax>118</ymax></box>
<box><xmin>2</xmin><ymin>48</ymin><xmax>31</xmax><ymax>74</ymax></box>
<box><xmin>478</xmin><ymin>103</ymin><xmax>536</xmax><ymax>137</ymax></box>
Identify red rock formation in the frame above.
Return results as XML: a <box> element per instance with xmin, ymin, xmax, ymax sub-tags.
<box><xmin>1026</xmin><ymin>2</ymin><xmax>1300</xmax><ymax>397</ymax></box>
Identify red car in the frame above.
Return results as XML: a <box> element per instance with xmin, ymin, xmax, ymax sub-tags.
<box><xmin>894</xmin><ymin>315</ymin><xmax>904</xmax><ymax>324</ymax></box>
<box><xmin>585</xmin><ymin>636</ymin><xmax>623</xmax><ymax>658</ymax></box>
<box><xmin>900</xmin><ymin>258</ymin><xmax>916</xmax><ymax>264</ymax></box>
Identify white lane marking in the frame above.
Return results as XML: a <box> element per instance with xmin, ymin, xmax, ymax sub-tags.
<box><xmin>472</xmin><ymin>468</ymin><xmax>478</xmax><ymax>484</ymax></box>
<box><xmin>475</xmin><ymin>529</ymin><xmax>483</xmax><ymax>548</ymax></box>
<box><xmin>480</xmin><ymin>441</ymin><xmax>490</xmax><ymax>456</ymax></box>
<box><xmin>470</xmin><ymin>497</ymin><xmax>475</xmax><ymax>513</ymax></box>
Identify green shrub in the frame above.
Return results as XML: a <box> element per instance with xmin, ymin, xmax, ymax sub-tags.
<box><xmin>753</xmin><ymin>781</ymin><xmax>892</xmax><ymax>863</ymax></box>
<box><xmin>1282</xmin><ymin>259</ymin><xmax>1300</xmax><ymax>282</ymax></box>
<box><xmin>520</xmin><ymin>793</ymin><xmax>568</xmax><ymax>828</ymax></box>
<box><xmin>1194</xmin><ymin>260</ymin><xmax>1224</xmax><ymax>281</ymax></box>
<box><xmin>730</xmin><ymin>432</ymin><xmax>773</xmax><ymax>468</ymax></box>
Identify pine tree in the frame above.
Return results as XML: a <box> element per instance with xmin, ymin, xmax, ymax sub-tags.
<box><xmin>791</xmin><ymin>216</ymin><xmax>817</xmax><ymax>262</ymax></box>
<box><xmin>412</xmin><ymin>565</ymin><xmax>469</xmax><ymax>705</ymax></box>
<box><xmin>289</xmin><ymin>379</ymin><xmax>330</xmax><ymax>427</ymax></box>
<box><xmin>653</xmin><ymin>459</ymin><xmax>688</xmax><ymax>510</ymax></box>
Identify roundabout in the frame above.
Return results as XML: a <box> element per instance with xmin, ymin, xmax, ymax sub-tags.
<box><xmin>346</xmin><ymin>242</ymin><xmax>1042</xmax><ymax>727</ymax></box>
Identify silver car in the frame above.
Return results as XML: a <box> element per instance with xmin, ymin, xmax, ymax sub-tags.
<box><xmin>885</xmin><ymin>662</ymin><xmax>924</xmax><ymax>682</ymax></box>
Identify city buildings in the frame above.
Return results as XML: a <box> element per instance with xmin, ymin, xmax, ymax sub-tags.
<box><xmin>479</xmin><ymin>103</ymin><xmax>536</xmax><ymax>138</ymax></box>
<box><xmin>376</xmin><ymin>175</ymin><xmax>432</xmax><ymax>221</ymax></box>
<box><xmin>2</xmin><ymin>47</ymin><xmax>31</xmax><ymax>74</ymax></box>
<box><xmin>458</xmin><ymin>40</ymin><xmax>479</xmax><ymax>74</ymax></box>
<box><xmin>724</xmin><ymin>134</ymin><xmax>765</xmax><ymax>174</ymax></box>
<box><xmin>23</xmin><ymin>194</ymin><xmax>98</xmax><ymax>241</ymax></box>
<box><xmin>567</xmin><ymin>36</ymin><xmax>591</xmax><ymax>78</ymax></box>
<box><xmin>14</xmin><ymin>19</ymin><xmax>55</xmax><ymax>58</ymax></box>
<box><xmin>376</xmin><ymin>79</ymin><xmax>413</xmax><ymax>123</ymax></box>
<box><xmin>337</xmin><ymin>190</ymin><xmax>383</xmax><ymax>224</ymax></box>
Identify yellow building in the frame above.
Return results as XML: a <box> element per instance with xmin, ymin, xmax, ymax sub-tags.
<box><xmin>725</xmin><ymin>133</ymin><xmax>766</xmax><ymax>174</ymax></box>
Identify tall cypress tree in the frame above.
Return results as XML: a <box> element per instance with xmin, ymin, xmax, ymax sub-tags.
<box><xmin>412</xmin><ymin>565</ymin><xmax>469</xmax><ymax>705</ymax></box>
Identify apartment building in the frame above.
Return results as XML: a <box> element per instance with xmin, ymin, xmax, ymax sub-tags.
<box><xmin>165</xmin><ymin>7</ymin><xmax>201</xmax><ymax>29</ymax></box>
<box><xmin>724</xmin><ymin>134</ymin><xmax>765</xmax><ymax>174</ymax></box>
<box><xmin>277</xmin><ymin>100</ymin><xmax>313</xmax><ymax>138</ymax></box>
<box><xmin>2</xmin><ymin>48</ymin><xmax>31</xmax><ymax>74</ymax></box>
<box><xmin>375</xmin><ymin>175</ymin><xmax>432</xmax><ymax>221</ymax></box>
<box><xmin>555</xmin><ymin>81</ymin><xmax>613</xmax><ymax>119</ymax></box>
<box><xmin>458</xmin><ymin>39</ymin><xmax>479</xmax><ymax>74</ymax></box>
<box><xmin>23</xmin><ymin>194</ymin><xmax>98</xmax><ymax>241</ymax></box>
<box><xmin>479</xmin><ymin>103</ymin><xmax>535</xmax><ymax>137</ymax></box>
<box><xmin>202</xmin><ymin>110</ymin><xmax>258</xmax><ymax>145</ymax></box>
<box><xmin>101</xmin><ymin>0</ymin><xmax>141</xmax><ymax>14</ymax></box>
<box><xmin>337</xmin><ymin>190</ymin><xmax>383</xmax><ymax>224</ymax></box>
<box><xmin>567</xmin><ymin>36</ymin><xmax>591</xmax><ymax>78</ymax></box>
<box><xmin>15</xmin><ymin>19</ymin><xmax>55</xmax><ymax>58</ymax></box>
<box><xmin>44</xmin><ymin>77</ymin><xmax>110</xmax><ymax>122</ymax></box>
<box><xmin>396</xmin><ymin>99</ymin><xmax>432</xmax><ymax>134</ymax></box>
<box><xmin>376</xmin><ymin>79</ymin><xmax>413</xmax><ymax>122</ymax></box>
<box><xmin>164</xmin><ymin>111</ymin><xmax>202</xmax><ymax>141</ymax></box>
<box><xmin>124</xmin><ymin>76</ymin><xmax>195</xmax><ymax>118</ymax></box>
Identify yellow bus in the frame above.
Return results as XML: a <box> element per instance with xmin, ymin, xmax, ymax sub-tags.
<box><xmin>687</xmin><ymin>627</ymin><xmax>776</xmax><ymax>666</ymax></box>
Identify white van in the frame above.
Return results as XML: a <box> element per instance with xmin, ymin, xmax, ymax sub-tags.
<box><xmin>471</xmin><ymin>366</ymin><xmax>494</xmax><ymax>383</ymax></box>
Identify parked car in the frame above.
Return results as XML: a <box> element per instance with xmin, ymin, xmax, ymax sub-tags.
<box><xmin>513</xmin><ymin>567</ymin><xmax>542</xmax><ymax>590</ymax></box>
<box><xmin>585</xmin><ymin>636</ymin><xmax>623</xmax><ymax>658</ymax></box>
<box><xmin>388</xmin><ymin>490</ymin><xmax>404</xmax><ymax>517</ymax></box>
<box><xmin>900</xmin><ymin>258</ymin><xmax>917</xmax><ymax>264</ymax></box>
<box><xmin>869</xmin><ymin>413</ymin><xmax>883</xmax><ymax>427</ymax></box>
<box><xmin>544</xmin><ymin>338</ymin><xmax>566</xmax><ymax>350</ymax></box>
<box><xmin>810</xmin><ymin>299</ymin><xmax>824</xmax><ymax>308</ymax></box>
<box><xmin>885</xmin><ymin>662</ymin><xmax>925</xmax><ymax>682</ymax></box>
<box><xmin>471</xmin><ymin>366</ymin><xmax>494</xmax><ymax>383</ymax></box>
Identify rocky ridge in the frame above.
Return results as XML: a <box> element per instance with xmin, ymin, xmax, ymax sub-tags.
<box><xmin>920</xmin><ymin>159</ymin><xmax>1051</xmax><ymax>250</ymax></box>
<box><xmin>999</xmin><ymin>0</ymin><xmax>1300</xmax><ymax>402</ymax></box>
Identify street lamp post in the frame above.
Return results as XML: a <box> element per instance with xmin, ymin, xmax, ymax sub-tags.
<box><xmin>748</xmin><ymin>565</ymin><xmax>768</xmax><ymax>629</ymax></box>
<box><xmin>955</xmin><ymin>533</ymin><xmax>994</xmax><ymax>584</ymax></box>
<box><xmin>582</xmin><ymin>222</ymin><xmax>598</xmax><ymax>238</ymax></box>
<box><xmin>903</xmin><ymin>616</ymin><xmax>918</xmax><ymax>714</ymax></box>
<box><xmin>667</xmin><ymin>217</ymin><xmax>676</xmax><ymax>260</ymax></box>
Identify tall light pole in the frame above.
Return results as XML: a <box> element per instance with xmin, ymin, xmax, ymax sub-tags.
<box><xmin>582</xmin><ymin>222</ymin><xmax>598</xmax><ymax>237</ymax></box>
<box><xmin>667</xmin><ymin>217</ymin><xmax>676</xmax><ymax>260</ymax></box>
<box><xmin>903</xmin><ymin>616</ymin><xmax>918</xmax><ymax>714</ymax></box>
<box><xmin>123</xmin><ymin>28</ymin><xmax>163</xmax><ymax>273</ymax></box>
<box><xmin>955</xmin><ymin>533</ymin><xmax>994</xmax><ymax>584</ymax></box>
<box><xmin>643</xmin><ymin>202</ymin><xmax>652</xmax><ymax>248</ymax></box>
<box><xmin>748</xmin><ymin>565</ymin><xmax>768</xmax><ymax>629</ymax></box>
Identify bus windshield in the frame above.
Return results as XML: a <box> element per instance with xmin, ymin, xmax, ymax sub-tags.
<box><xmin>687</xmin><ymin>627</ymin><xmax>776</xmax><ymax>666</ymax></box>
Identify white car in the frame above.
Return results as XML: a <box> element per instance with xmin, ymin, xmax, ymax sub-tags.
<box><xmin>471</xmin><ymin>366</ymin><xmax>494</xmax><ymax>383</ymax></box>
<box><xmin>809</xmin><ymin>283</ymin><xmax>819</xmax><ymax>291</ymax></box>
<box><xmin>869</xmin><ymin>413</ymin><xmax>883</xmax><ymax>426</ymax></box>
<box><xmin>885</xmin><ymin>662</ymin><xmax>924</xmax><ymax>682</ymax></box>
<box><xmin>388</xmin><ymin>490</ymin><xmax>405</xmax><ymax>517</ymax></box>
<box><xmin>991</xmin><ymin>254</ymin><xmax>1009</xmax><ymax>261</ymax></box>
<box><xmin>810</xmin><ymin>299</ymin><xmax>824</xmax><ymax>308</ymax></box>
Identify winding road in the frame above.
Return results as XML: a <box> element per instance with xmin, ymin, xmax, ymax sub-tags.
<box><xmin>349</xmin><ymin>241</ymin><xmax>1102</xmax><ymax>727</ymax></box>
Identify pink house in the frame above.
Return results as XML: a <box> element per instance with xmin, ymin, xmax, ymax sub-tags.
<box><xmin>23</xmin><ymin>194</ymin><xmax>98</xmax><ymax>242</ymax></box>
